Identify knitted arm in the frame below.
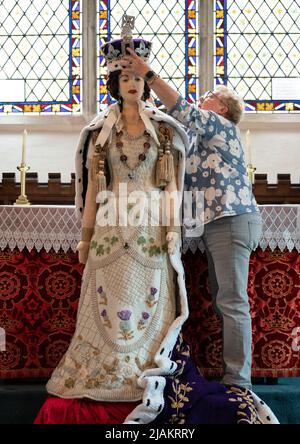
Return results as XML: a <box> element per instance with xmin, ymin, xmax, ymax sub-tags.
<box><xmin>77</xmin><ymin>136</ymin><xmax>98</xmax><ymax>264</ymax></box>
<box><xmin>163</xmin><ymin>150</ymin><xmax>181</xmax><ymax>255</ymax></box>
<box><xmin>164</xmin><ymin>155</ymin><xmax>181</xmax><ymax>235</ymax></box>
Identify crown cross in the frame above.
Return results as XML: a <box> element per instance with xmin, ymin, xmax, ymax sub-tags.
<box><xmin>121</xmin><ymin>15</ymin><xmax>135</xmax><ymax>41</ymax></box>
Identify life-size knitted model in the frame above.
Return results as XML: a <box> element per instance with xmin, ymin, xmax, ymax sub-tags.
<box><xmin>35</xmin><ymin>15</ymin><xmax>278</xmax><ymax>425</ymax></box>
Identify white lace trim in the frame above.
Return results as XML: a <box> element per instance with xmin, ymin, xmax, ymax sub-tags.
<box><xmin>0</xmin><ymin>205</ymin><xmax>81</xmax><ymax>253</ymax></box>
<box><xmin>0</xmin><ymin>205</ymin><xmax>299</xmax><ymax>253</ymax></box>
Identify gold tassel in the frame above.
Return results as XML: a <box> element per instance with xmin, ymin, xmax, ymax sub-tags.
<box><xmin>96</xmin><ymin>159</ymin><xmax>107</xmax><ymax>192</ymax></box>
<box><xmin>163</xmin><ymin>140</ymin><xmax>175</xmax><ymax>183</ymax></box>
<box><xmin>89</xmin><ymin>153</ymin><xmax>100</xmax><ymax>183</ymax></box>
<box><xmin>156</xmin><ymin>147</ymin><xmax>167</xmax><ymax>187</ymax></box>
<box><xmin>156</xmin><ymin>124</ymin><xmax>175</xmax><ymax>187</ymax></box>
<box><xmin>89</xmin><ymin>140</ymin><xmax>108</xmax><ymax>193</ymax></box>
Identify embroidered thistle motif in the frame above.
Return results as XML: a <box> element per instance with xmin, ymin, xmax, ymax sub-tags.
<box><xmin>97</xmin><ymin>286</ymin><xmax>107</xmax><ymax>305</ymax></box>
<box><xmin>100</xmin><ymin>309</ymin><xmax>112</xmax><ymax>328</ymax></box>
<box><xmin>145</xmin><ymin>287</ymin><xmax>158</xmax><ymax>308</ymax></box>
<box><xmin>137</xmin><ymin>311</ymin><xmax>150</xmax><ymax>330</ymax></box>
<box><xmin>117</xmin><ymin>310</ymin><xmax>134</xmax><ymax>340</ymax></box>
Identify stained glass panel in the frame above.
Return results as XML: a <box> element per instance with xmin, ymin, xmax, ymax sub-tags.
<box><xmin>0</xmin><ymin>0</ymin><xmax>81</xmax><ymax>114</ymax></box>
<box><xmin>98</xmin><ymin>0</ymin><xmax>199</xmax><ymax>111</ymax></box>
<box><xmin>214</xmin><ymin>0</ymin><xmax>300</xmax><ymax>112</ymax></box>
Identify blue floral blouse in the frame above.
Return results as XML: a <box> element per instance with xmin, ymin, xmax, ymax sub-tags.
<box><xmin>168</xmin><ymin>96</ymin><xmax>259</xmax><ymax>225</ymax></box>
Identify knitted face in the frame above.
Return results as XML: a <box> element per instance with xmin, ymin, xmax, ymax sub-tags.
<box><xmin>118</xmin><ymin>71</ymin><xmax>145</xmax><ymax>104</ymax></box>
<box><xmin>106</xmin><ymin>70</ymin><xmax>151</xmax><ymax>106</ymax></box>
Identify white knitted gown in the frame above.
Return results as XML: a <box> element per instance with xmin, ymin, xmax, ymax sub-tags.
<box><xmin>46</xmin><ymin>128</ymin><xmax>177</xmax><ymax>402</ymax></box>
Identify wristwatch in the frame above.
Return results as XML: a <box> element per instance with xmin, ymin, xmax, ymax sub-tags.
<box><xmin>144</xmin><ymin>70</ymin><xmax>157</xmax><ymax>82</ymax></box>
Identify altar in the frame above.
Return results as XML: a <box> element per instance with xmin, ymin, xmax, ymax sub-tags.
<box><xmin>0</xmin><ymin>205</ymin><xmax>299</xmax><ymax>379</ymax></box>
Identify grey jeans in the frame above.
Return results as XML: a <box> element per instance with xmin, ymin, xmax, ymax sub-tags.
<box><xmin>201</xmin><ymin>212</ymin><xmax>262</xmax><ymax>389</ymax></box>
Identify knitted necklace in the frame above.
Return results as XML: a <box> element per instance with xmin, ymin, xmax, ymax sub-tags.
<box><xmin>116</xmin><ymin>129</ymin><xmax>151</xmax><ymax>175</ymax></box>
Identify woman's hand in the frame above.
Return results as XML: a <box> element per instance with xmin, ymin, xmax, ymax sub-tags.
<box><xmin>76</xmin><ymin>241</ymin><xmax>90</xmax><ymax>264</ymax></box>
<box><xmin>122</xmin><ymin>48</ymin><xmax>150</xmax><ymax>77</ymax></box>
<box><xmin>166</xmin><ymin>231</ymin><xmax>179</xmax><ymax>255</ymax></box>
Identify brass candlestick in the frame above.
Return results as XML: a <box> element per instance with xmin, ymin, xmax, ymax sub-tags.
<box><xmin>14</xmin><ymin>163</ymin><xmax>31</xmax><ymax>205</ymax></box>
<box><xmin>246</xmin><ymin>163</ymin><xmax>256</xmax><ymax>185</ymax></box>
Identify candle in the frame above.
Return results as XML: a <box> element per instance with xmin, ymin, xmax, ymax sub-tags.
<box><xmin>21</xmin><ymin>129</ymin><xmax>27</xmax><ymax>164</ymax></box>
<box><xmin>245</xmin><ymin>129</ymin><xmax>252</xmax><ymax>165</ymax></box>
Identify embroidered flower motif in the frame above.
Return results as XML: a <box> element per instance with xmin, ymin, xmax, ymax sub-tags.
<box><xmin>100</xmin><ymin>309</ymin><xmax>111</xmax><ymax>328</ymax></box>
<box><xmin>138</xmin><ymin>311</ymin><xmax>150</xmax><ymax>330</ymax></box>
<box><xmin>146</xmin><ymin>288</ymin><xmax>158</xmax><ymax>308</ymax></box>
<box><xmin>64</xmin><ymin>378</ymin><xmax>75</xmax><ymax>389</ymax></box>
<box><xmin>117</xmin><ymin>310</ymin><xmax>133</xmax><ymax>340</ymax></box>
<box><xmin>97</xmin><ymin>286</ymin><xmax>107</xmax><ymax>305</ymax></box>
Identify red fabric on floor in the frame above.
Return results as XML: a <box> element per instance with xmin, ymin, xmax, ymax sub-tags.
<box><xmin>34</xmin><ymin>396</ymin><xmax>140</xmax><ymax>424</ymax></box>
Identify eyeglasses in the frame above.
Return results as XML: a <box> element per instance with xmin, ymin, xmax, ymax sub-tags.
<box><xmin>199</xmin><ymin>90</ymin><xmax>228</xmax><ymax>108</ymax></box>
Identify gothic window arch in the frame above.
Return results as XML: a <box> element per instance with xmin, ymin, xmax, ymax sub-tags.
<box><xmin>214</xmin><ymin>0</ymin><xmax>300</xmax><ymax>113</ymax></box>
<box><xmin>0</xmin><ymin>0</ymin><xmax>82</xmax><ymax>115</ymax></box>
<box><xmin>97</xmin><ymin>0</ymin><xmax>199</xmax><ymax>111</ymax></box>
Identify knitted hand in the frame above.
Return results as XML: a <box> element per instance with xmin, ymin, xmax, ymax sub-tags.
<box><xmin>166</xmin><ymin>231</ymin><xmax>179</xmax><ymax>255</ymax></box>
<box><xmin>76</xmin><ymin>241</ymin><xmax>90</xmax><ymax>264</ymax></box>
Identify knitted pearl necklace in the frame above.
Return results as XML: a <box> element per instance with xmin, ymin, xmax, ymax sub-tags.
<box><xmin>116</xmin><ymin>129</ymin><xmax>151</xmax><ymax>174</ymax></box>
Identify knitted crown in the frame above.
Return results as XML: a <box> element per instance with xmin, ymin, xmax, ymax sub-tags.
<box><xmin>100</xmin><ymin>14</ymin><xmax>152</xmax><ymax>72</ymax></box>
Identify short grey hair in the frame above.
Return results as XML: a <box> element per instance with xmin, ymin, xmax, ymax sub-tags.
<box><xmin>215</xmin><ymin>85</ymin><xmax>244</xmax><ymax>124</ymax></box>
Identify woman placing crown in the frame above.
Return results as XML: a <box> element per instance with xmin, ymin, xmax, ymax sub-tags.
<box><xmin>34</xmin><ymin>16</ymin><xmax>278</xmax><ymax>425</ymax></box>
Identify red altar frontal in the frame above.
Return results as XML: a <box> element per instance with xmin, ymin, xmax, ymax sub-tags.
<box><xmin>0</xmin><ymin>205</ymin><xmax>299</xmax><ymax>379</ymax></box>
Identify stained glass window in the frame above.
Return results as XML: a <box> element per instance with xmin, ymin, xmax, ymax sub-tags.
<box><xmin>97</xmin><ymin>0</ymin><xmax>199</xmax><ymax>111</ymax></box>
<box><xmin>0</xmin><ymin>0</ymin><xmax>81</xmax><ymax>114</ymax></box>
<box><xmin>214</xmin><ymin>0</ymin><xmax>300</xmax><ymax>112</ymax></box>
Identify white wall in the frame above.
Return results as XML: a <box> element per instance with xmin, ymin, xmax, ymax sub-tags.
<box><xmin>239</xmin><ymin>129</ymin><xmax>300</xmax><ymax>184</ymax></box>
<box><xmin>1</xmin><ymin>130</ymin><xmax>80</xmax><ymax>183</ymax></box>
